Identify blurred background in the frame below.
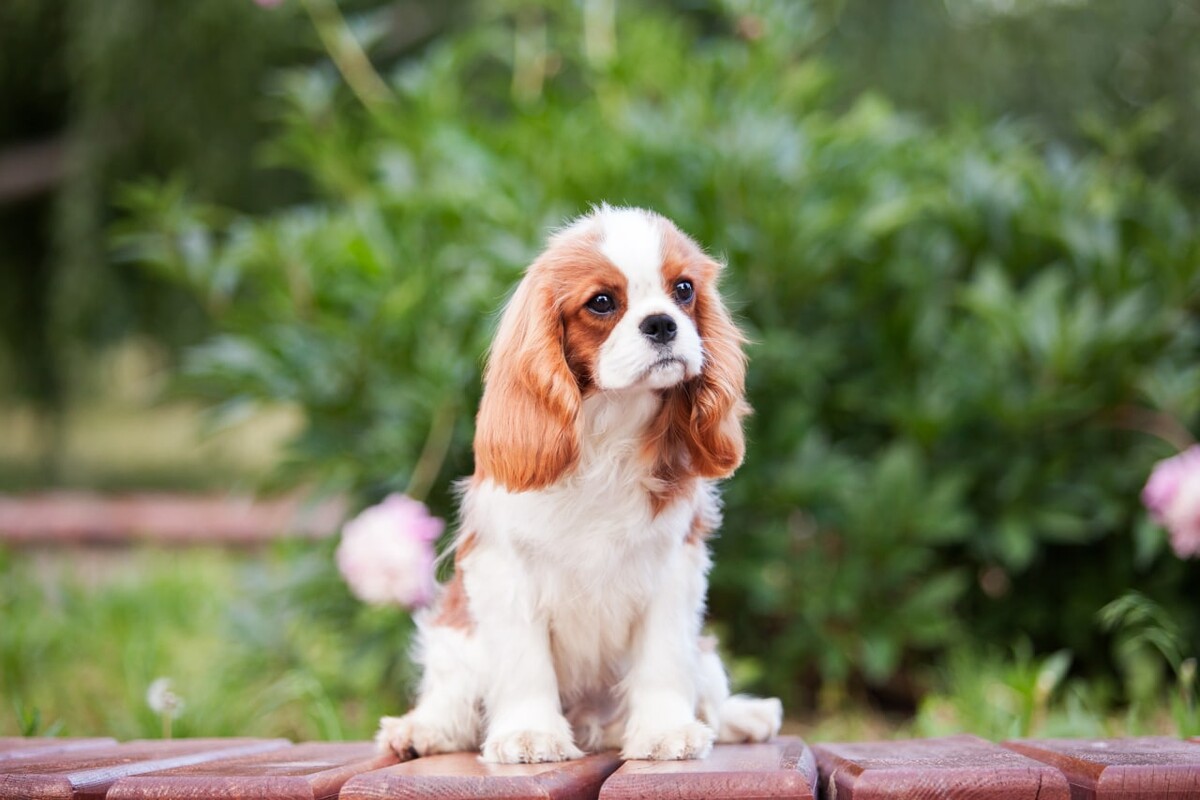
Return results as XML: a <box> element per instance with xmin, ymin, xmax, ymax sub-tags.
<box><xmin>2</xmin><ymin>0</ymin><xmax>1198</xmax><ymax>743</ymax></box>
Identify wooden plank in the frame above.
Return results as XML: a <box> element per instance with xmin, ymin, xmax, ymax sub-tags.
<box><xmin>0</xmin><ymin>738</ymin><xmax>289</xmax><ymax>800</ymax></box>
<box><xmin>0</xmin><ymin>492</ymin><xmax>345</xmax><ymax>547</ymax></box>
<box><xmin>0</xmin><ymin>739</ymin><xmax>116</xmax><ymax>762</ymax></box>
<box><xmin>1003</xmin><ymin>737</ymin><xmax>1200</xmax><ymax>799</ymax></box>
<box><xmin>599</xmin><ymin>737</ymin><xmax>817</xmax><ymax>800</ymax></box>
<box><xmin>812</xmin><ymin>734</ymin><xmax>1072</xmax><ymax>799</ymax></box>
<box><xmin>339</xmin><ymin>751</ymin><xmax>622</xmax><ymax>800</ymax></box>
<box><xmin>106</xmin><ymin>741</ymin><xmax>395</xmax><ymax>800</ymax></box>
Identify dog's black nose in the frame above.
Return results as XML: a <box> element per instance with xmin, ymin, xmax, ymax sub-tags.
<box><xmin>639</xmin><ymin>314</ymin><xmax>678</xmax><ymax>345</ymax></box>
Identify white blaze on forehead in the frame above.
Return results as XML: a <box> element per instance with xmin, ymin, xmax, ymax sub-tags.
<box><xmin>597</xmin><ymin>207</ymin><xmax>664</xmax><ymax>293</ymax></box>
<box><xmin>589</xmin><ymin>206</ymin><xmax>703</xmax><ymax>391</ymax></box>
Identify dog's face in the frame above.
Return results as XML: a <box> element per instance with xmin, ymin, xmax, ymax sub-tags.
<box><xmin>558</xmin><ymin>207</ymin><xmax>706</xmax><ymax>393</ymax></box>
<box><xmin>473</xmin><ymin>205</ymin><xmax>748</xmax><ymax>493</ymax></box>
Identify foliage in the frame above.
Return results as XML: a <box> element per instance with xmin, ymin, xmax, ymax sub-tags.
<box><xmin>0</xmin><ymin>0</ymin><xmax>307</xmax><ymax>414</ymax></box>
<box><xmin>0</xmin><ymin>0</ymin><xmax>464</xmax><ymax>450</ymax></box>
<box><xmin>8</xmin><ymin>0</ymin><xmax>1200</xmax><ymax>471</ymax></box>
<box><xmin>118</xmin><ymin>0</ymin><xmax>1200</xmax><ymax>711</ymax></box>
<box><xmin>1099</xmin><ymin>592</ymin><xmax>1198</xmax><ymax>736</ymax></box>
<box><xmin>821</xmin><ymin>0</ymin><xmax>1200</xmax><ymax>194</ymax></box>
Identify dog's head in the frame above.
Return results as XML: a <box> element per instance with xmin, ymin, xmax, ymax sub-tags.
<box><xmin>473</xmin><ymin>205</ymin><xmax>748</xmax><ymax>493</ymax></box>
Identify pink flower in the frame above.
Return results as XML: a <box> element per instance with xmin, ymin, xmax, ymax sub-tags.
<box><xmin>254</xmin><ymin>0</ymin><xmax>284</xmax><ymax>7</ymax></box>
<box><xmin>335</xmin><ymin>494</ymin><xmax>442</xmax><ymax>608</ymax></box>
<box><xmin>1142</xmin><ymin>445</ymin><xmax>1200</xmax><ymax>559</ymax></box>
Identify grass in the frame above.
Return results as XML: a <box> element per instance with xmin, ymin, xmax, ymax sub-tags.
<box><xmin>2</xmin><ymin>545</ymin><xmax>1191</xmax><ymax>744</ymax></box>
<box><xmin>0</xmin><ymin>546</ymin><xmax>407</xmax><ymax>741</ymax></box>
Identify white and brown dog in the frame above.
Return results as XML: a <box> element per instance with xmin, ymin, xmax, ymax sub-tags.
<box><xmin>376</xmin><ymin>205</ymin><xmax>782</xmax><ymax>764</ymax></box>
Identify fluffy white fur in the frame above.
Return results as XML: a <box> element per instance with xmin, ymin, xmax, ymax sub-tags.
<box><xmin>376</xmin><ymin>205</ymin><xmax>782</xmax><ymax>764</ymax></box>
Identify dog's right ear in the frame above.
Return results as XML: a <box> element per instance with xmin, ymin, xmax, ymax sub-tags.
<box><xmin>473</xmin><ymin>268</ymin><xmax>582</xmax><ymax>492</ymax></box>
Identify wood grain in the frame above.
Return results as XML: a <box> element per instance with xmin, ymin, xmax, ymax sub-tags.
<box><xmin>1003</xmin><ymin>737</ymin><xmax>1200</xmax><ymax>799</ymax></box>
<box><xmin>0</xmin><ymin>738</ymin><xmax>289</xmax><ymax>800</ymax></box>
<box><xmin>104</xmin><ymin>741</ymin><xmax>395</xmax><ymax>800</ymax></box>
<box><xmin>813</xmin><ymin>734</ymin><xmax>1072</xmax><ymax>800</ymax></box>
<box><xmin>0</xmin><ymin>739</ymin><xmax>116</xmax><ymax>762</ymax></box>
<box><xmin>339</xmin><ymin>751</ymin><xmax>622</xmax><ymax>800</ymax></box>
<box><xmin>598</xmin><ymin>737</ymin><xmax>817</xmax><ymax>800</ymax></box>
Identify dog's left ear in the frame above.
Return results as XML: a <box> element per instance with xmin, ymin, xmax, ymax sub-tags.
<box><xmin>668</xmin><ymin>258</ymin><xmax>749</xmax><ymax>478</ymax></box>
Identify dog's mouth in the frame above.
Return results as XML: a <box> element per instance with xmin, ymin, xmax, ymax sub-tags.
<box><xmin>647</xmin><ymin>356</ymin><xmax>685</xmax><ymax>372</ymax></box>
<box><xmin>637</xmin><ymin>356</ymin><xmax>688</xmax><ymax>388</ymax></box>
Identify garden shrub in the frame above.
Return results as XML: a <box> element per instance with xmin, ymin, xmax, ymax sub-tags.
<box><xmin>119</xmin><ymin>0</ymin><xmax>1200</xmax><ymax>711</ymax></box>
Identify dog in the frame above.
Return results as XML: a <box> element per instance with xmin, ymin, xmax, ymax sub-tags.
<box><xmin>376</xmin><ymin>205</ymin><xmax>782</xmax><ymax>764</ymax></box>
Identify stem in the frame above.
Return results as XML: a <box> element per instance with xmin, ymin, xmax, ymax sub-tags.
<box><xmin>583</xmin><ymin>0</ymin><xmax>615</xmax><ymax>68</ymax></box>
<box><xmin>1106</xmin><ymin>406</ymin><xmax>1196</xmax><ymax>453</ymax></box>
<box><xmin>511</xmin><ymin>6</ymin><xmax>547</xmax><ymax>106</ymax></box>
<box><xmin>405</xmin><ymin>402</ymin><xmax>457</xmax><ymax>503</ymax></box>
<box><xmin>299</xmin><ymin>0</ymin><xmax>394</xmax><ymax>112</ymax></box>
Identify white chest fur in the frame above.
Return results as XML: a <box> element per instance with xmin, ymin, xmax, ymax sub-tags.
<box><xmin>461</xmin><ymin>390</ymin><xmax>709</xmax><ymax>701</ymax></box>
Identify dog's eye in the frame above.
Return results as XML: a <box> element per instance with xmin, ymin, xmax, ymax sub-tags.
<box><xmin>673</xmin><ymin>280</ymin><xmax>694</xmax><ymax>304</ymax></box>
<box><xmin>586</xmin><ymin>293</ymin><xmax>616</xmax><ymax>315</ymax></box>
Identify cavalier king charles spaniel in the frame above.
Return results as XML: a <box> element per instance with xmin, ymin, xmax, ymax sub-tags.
<box><xmin>376</xmin><ymin>205</ymin><xmax>782</xmax><ymax>764</ymax></box>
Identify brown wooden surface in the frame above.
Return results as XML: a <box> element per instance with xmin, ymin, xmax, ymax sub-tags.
<box><xmin>598</xmin><ymin>737</ymin><xmax>816</xmax><ymax>800</ymax></box>
<box><xmin>1004</xmin><ymin>737</ymin><xmax>1200</xmax><ymax>799</ymax></box>
<box><xmin>813</xmin><ymin>734</ymin><xmax>1072</xmax><ymax>800</ymax></box>
<box><xmin>5</xmin><ymin>735</ymin><xmax>1200</xmax><ymax>799</ymax></box>
<box><xmin>105</xmin><ymin>741</ymin><xmax>395</xmax><ymax>800</ymax></box>
<box><xmin>0</xmin><ymin>738</ymin><xmax>289</xmax><ymax>800</ymax></box>
<box><xmin>339</xmin><ymin>751</ymin><xmax>622</xmax><ymax>800</ymax></box>
<box><xmin>0</xmin><ymin>492</ymin><xmax>345</xmax><ymax>546</ymax></box>
<box><xmin>0</xmin><ymin>739</ymin><xmax>116</xmax><ymax>762</ymax></box>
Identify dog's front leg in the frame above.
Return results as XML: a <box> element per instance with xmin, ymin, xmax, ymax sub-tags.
<box><xmin>470</xmin><ymin>553</ymin><xmax>584</xmax><ymax>764</ymax></box>
<box><xmin>620</xmin><ymin>547</ymin><xmax>715</xmax><ymax>760</ymax></box>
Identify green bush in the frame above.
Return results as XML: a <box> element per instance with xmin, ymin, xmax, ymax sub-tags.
<box><xmin>119</xmin><ymin>0</ymin><xmax>1200</xmax><ymax>710</ymax></box>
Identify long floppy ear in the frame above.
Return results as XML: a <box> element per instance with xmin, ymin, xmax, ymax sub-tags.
<box><xmin>473</xmin><ymin>268</ymin><xmax>582</xmax><ymax>491</ymax></box>
<box><xmin>665</xmin><ymin>260</ymin><xmax>749</xmax><ymax>479</ymax></box>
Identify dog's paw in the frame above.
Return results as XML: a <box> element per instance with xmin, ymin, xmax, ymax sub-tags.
<box><xmin>481</xmin><ymin>730</ymin><xmax>585</xmax><ymax>764</ymax></box>
<box><xmin>376</xmin><ymin>713</ymin><xmax>463</xmax><ymax>759</ymax></box>
<box><xmin>621</xmin><ymin>721</ymin><xmax>715</xmax><ymax>761</ymax></box>
<box><xmin>716</xmin><ymin>695</ymin><xmax>782</xmax><ymax>743</ymax></box>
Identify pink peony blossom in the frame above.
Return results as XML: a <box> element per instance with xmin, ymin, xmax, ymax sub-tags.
<box><xmin>1142</xmin><ymin>445</ymin><xmax>1200</xmax><ymax>559</ymax></box>
<box><xmin>335</xmin><ymin>494</ymin><xmax>442</xmax><ymax>608</ymax></box>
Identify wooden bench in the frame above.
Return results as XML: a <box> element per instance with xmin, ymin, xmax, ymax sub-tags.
<box><xmin>0</xmin><ymin>492</ymin><xmax>345</xmax><ymax>547</ymax></box>
<box><xmin>3</xmin><ymin>735</ymin><xmax>1199</xmax><ymax>799</ymax></box>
